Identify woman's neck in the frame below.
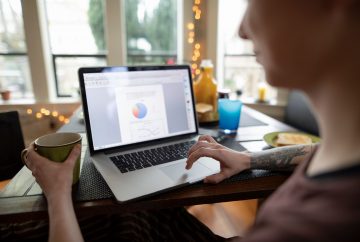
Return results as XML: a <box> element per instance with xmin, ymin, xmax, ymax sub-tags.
<box><xmin>305</xmin><ymin>72</ymin><xmax>360</xmax><ymax>176</ymax></box>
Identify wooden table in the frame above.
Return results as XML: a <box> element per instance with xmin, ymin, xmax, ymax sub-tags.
<box><xmin>0</xmin><ymin>106</ymin><xmax>296</xmax><ymax>223</ymax></box>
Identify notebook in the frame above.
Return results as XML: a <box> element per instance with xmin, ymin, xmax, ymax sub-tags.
<box><xmin>78</xmin><ymin>65</ymin><xmax>220</xmax><ymax>202</ymax></box>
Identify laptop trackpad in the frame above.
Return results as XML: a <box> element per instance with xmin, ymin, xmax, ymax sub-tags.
<box><xmin>160</xmin><ymin>161</ymin><xmax>214</xmax><ymax>184</ymax></box>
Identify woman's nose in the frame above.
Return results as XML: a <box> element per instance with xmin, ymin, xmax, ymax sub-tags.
<box><xmin>238</xmin><ymin>12</ymin><xmax>249</xmax><ymax>40</ymax></box>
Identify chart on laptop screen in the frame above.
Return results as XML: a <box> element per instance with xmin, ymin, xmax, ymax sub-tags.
<box><xmin>116</xmin><ymin>84</ymin><xmax>169</xmax><ymax>143</ymax></box>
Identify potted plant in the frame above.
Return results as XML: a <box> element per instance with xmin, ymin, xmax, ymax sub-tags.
<box><xmin>0</xmin><ymin>80</ymin><xmax>11</xmax><ymax>101</ymax></box>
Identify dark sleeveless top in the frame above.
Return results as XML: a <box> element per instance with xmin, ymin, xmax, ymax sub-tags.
<box><xmin>242</xmin><ymin>154</ymin><xmax>360</xmax><ymax>242</ymax></box>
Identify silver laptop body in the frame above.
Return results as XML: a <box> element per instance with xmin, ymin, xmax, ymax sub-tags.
<box><xmin>78</xmin><ymin>65</ymin><xmax>219</xmax><ymax>202</ymax></box>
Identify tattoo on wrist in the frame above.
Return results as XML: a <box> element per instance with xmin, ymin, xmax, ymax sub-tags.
<box><xmin>250</xmin><ymin>145</ymin><xmax>308</xmax><ymax>171</ymax></box>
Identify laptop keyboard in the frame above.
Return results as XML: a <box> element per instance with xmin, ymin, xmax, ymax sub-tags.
<box><xmin>110</xmin><ymin>140</ymin><xmax>196</xmax><ymax>173</ymax></box>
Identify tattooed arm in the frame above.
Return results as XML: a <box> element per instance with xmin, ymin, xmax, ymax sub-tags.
<box><xmin>187</xmin><ymin>135</ymin><xmax>318</xmax><ymax>184</ymax></box>
<box><xmin>249</xmin><ymin>144</ymin><xmax>318</xmax><ymax>171</ymax></box>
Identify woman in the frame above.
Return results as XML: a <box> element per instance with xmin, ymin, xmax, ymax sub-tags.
<box><xmin>21</xmin><ymin>0</ymin><xmax>360</xmax><ymax>241</ymax></box>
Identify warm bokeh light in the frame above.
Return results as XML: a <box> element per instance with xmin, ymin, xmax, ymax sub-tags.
<box><xmin>52</xmin><ymin>111</ymin><xmax>59</xmax><ymax>117</ymax></box>
<box><xmin>25</xmin><ymin>107</ymin><xmax>69</xmax><ymax>126</ymax></box>
<box><xmin>188</xmin><ymin>0</ymin><xmax>202</xmax><ymax>79</ymax></box>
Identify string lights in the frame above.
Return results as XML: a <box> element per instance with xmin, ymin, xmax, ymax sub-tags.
<box><xmin>26</xmin><ymin>108</ymin><xmax>70</xmax><ymax>124</ymax></box>
<box><xmin>187</xmin><ymin>0</ymin><xmax>202</xmax><ymax>79</ymax></box>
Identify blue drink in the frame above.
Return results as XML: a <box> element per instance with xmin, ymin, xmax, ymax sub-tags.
<box><xmin>218</xmin><ymin>99</ymin><xmax>242</xmax><ymax>133</ymax></box>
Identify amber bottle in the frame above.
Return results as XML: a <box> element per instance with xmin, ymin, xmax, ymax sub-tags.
<box><xmin>193</xmin><ymin>60</ymin><xmax>219</xmax><ymax>123</ymax></box>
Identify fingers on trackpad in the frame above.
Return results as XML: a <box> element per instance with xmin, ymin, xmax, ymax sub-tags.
<box><xmin>160</xmin><ymin>161</ymin><xmax>214</xmax><ymax>183</ymax></box>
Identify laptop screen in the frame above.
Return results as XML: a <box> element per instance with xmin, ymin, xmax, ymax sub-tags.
<box><xmin>80</xmin><ymin>66</ymin><xmax>197</xmax><ymax>151</ymax></box>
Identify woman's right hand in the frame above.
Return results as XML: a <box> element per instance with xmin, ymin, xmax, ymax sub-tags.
<box><xmin>186</xmin><ymin>135</ymin><xmax>251</xmax><ymax>184</ymax></box>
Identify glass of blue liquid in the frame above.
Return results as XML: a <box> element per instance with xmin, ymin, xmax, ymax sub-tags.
<box><xmin>218</xmin><ymin>99</ymin><xmax>242</xmax><ymax>134</ymax></box>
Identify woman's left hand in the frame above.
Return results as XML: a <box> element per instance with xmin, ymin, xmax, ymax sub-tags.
<box><xmin>23</xmin><ymin>143</ymin><xmax>81</xmax><ymax>203</ymax></box>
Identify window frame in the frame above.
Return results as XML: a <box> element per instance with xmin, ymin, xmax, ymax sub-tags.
<box><xmin>51</xmin><ymin>53</ymin><xmax>107</xmax><ymax>97</ymax></box>
<box><xmin>127</xmin><ymin>51</ymin><xmax>177</xmax><ymax>65</ymax></box>
<box><xmin>2</xmin><ymin>0</ymin><xmax>286</xmax><ymax>105</ymax></box>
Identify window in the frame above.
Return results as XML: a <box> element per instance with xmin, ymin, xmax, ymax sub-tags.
<box><xmin>124</xmin><ymin>0</ymin><xmax>178</xmax><ymax>65</ymax></box>
<box><xmin>219</xmin><ymin>0</ymin><xmax>276</xmax><ymax>102</ymax></box>
<box><xmin>0</xmin><ymin>0</ymin><xmax>32</xmax><ymax>99</ymax></box>
<box><xmin>45</xmin><ymin>0</ymin><xmax>107</xmax><ymax>97</ymax></box>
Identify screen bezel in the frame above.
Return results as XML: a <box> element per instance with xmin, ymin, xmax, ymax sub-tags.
<box><xmin>78</xmin><ymin>65</ymin><xmax>199</xmax><ymax>155</ymax></box>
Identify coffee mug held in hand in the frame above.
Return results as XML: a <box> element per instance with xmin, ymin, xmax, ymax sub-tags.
<box><xmin>21</xmin><ymin>132</ymin><xmax>82</xmax><ymax>184</ymax></box>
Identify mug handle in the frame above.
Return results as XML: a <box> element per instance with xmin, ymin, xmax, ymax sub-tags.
<box><xmin>21</xmin><ymin>149</ymin><xmax>29</xmax><ymax>168</ymax></box>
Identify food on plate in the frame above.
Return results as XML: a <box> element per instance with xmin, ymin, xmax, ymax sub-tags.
<box><xmin>276</xmin><ymin>133</ymin><xmax>312</xmax><ymax>146</ymax></box>
<box><xmin>196</xmin><ymin>103</ymin><xmax>213</xmax><ymax>114</ymax></box>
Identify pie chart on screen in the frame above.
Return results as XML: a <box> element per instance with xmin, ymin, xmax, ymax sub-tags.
<box><xmin>132</xmin><ymin>103</ymin><xmax>147</xmax><ymax>119</ymax></box>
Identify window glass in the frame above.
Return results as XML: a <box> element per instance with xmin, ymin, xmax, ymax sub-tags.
<box><xmin>45</xmin><ymin>0</ymin><xmax>106</xmax><ymax>54</ymax></box>
<box><xmin>55</xmin><ymin>57</ymin><xmax>106</xmax><ymax>97</ymax></box>
<box><xmin>219</xmin><ymin>0</ymin><xmax>277</xmax><ymax>101</ymax></box>
<box><xmin>0</xmin><ymin>0</ymin><xmax>26</xmax><ymax>52</ymax></box>
<box><xmin>45</xmin><ymin>0</ymin><xmax>107</xmax><ymax>97</ymax></box>
<box><xmin>125</xmin><ymin>0</ymin><xmax>177</xmax><ymax>65</ymax></box>
<box><xmin>0</xmin><ymin>55</ymin><xmax>32</xmax><ymax>98</ymax></box>
<box><xmin>0</xmin><ymin>0</ymin><xmax>32</xmax><ymax>99</ymax></box>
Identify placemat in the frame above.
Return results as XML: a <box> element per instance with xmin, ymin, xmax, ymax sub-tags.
<box><xmin>74</xmin><ymin>150</ymin><xmax>114</xmax><ymax>201</ymax></box>
<box><xmin>239</xmin><ymin>111</ymin><xmax>267</xmax><ymax>127</ymax></box>
<box><xmin>199</xmin><ymin>112</ymin><xmax>267</xmax><ymax>137</ymax></box>
<box><xmin>74</xmin><ymin>151</ymin><xmax>283</xmax><ymax>202</ymax></box>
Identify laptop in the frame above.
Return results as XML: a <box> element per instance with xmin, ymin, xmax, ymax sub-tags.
<box><xmin>78</xmin><ymin>65</ymin><xmax>220</xmax><ymax>202</ymax></box>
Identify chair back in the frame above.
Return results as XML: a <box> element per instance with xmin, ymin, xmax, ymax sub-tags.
<box><xmin>0</xmin><ymin>111</ymin><xmax>25</xmax><ymax>180</ymax></box>
<box><xmin>284</xmin><ymin>91</ymin><xmax>319</xmax><ymax>136</ymax></box>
